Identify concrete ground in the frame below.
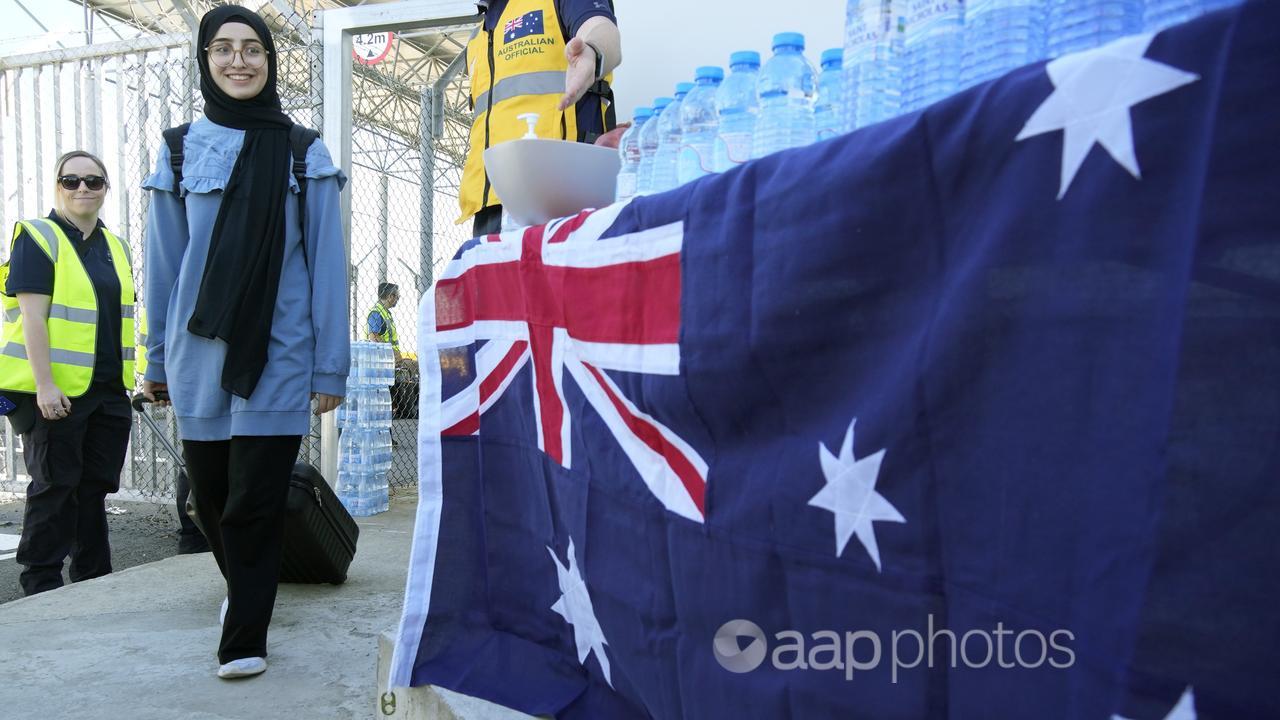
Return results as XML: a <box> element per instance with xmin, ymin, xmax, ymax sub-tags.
<box><xmin>0</xmin><ymin>496</ymin><xmax>419</xmax><ymax>719</ymax></box>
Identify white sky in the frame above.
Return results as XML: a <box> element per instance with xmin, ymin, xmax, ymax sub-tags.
<box><xmin>611</xmin><ymin>0</ymin><xmax>846</xmax><ymax>120</ymax></box>
<box><xmin>0</xmin><ymin>0</ymin><xmax>846</xmax><ymax>119</ymax></box>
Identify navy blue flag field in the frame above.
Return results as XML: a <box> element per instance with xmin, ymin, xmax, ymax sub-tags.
<box><xmin>391</xmin><ymin>4</ymin><xmax>1279</xmax><ymax>718</ymax></box>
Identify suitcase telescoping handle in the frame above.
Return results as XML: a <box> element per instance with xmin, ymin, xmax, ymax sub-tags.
<box><xmin>131</xmin><ymin>392</ymin><xmax>186</xmax><ymax>471</ymax></box>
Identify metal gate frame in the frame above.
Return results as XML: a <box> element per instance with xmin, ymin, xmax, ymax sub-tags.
<box><xmin>314</xmin><ymin>0</ymin><xmax>474</xmax><ymax>484</ymax></box>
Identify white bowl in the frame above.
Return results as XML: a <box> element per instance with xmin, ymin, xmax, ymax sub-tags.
<box><xmin>484</xmin><ymin>138</ymin><xmax>621</xmax><ymax>227</ymax></box>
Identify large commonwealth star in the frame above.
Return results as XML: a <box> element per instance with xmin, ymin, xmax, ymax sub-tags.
<box><xmin>1017</xmin><ymin>33</ymin><xmax>1199</xmax><ymax>199</ymax></box>
<box><xmin>808</xmin><ymin>419</ymin><xmax>905</xmax><ymax>571</ymax></box>
<box><xmin>548</xmin><ymin>538</ymin><xmax>613</xmax><ymax>687</ymax></box>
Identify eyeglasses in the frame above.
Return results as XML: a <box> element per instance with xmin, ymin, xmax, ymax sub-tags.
<box><xmin>205</xmin><ymin>42</ymin><xmax>269</xmax><ymax>68</ymax></box>
<box><xmin>58</xmin><ymin>175</ymin><xmax>107</xmax><ymax>191</ymax></box>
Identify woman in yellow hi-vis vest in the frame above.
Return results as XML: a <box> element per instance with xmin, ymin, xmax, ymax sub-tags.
<box><xmin>463</xmin><ymin>0</ymin><xmax>622</xmax><ymax>237</ymax></box>
<box><xmin>0</xmin><ymin>150</ymin><xmax>136</xmax><ymax>597</ymax></box>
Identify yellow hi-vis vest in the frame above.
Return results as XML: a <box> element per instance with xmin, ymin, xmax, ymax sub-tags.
<box><xmin>370</xmin><ymin>302</ymin><xmax>399</xmax><ymax>352</ymax></box>
<box><xmin>0</xmin><ymin>218</ymin><xmax>136</xmax><ymax>397</ymax></box>
<box><xmin>458</xmin><ymin>0</ymin><xmax>612</xmax><ymax>224</ymax></box>
<box><xmin>136</xmin><ymin>306</ymin><xmax>148</xmax><ymax>376</ymax></box>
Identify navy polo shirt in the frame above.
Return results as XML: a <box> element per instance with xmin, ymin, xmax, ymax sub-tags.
<box><xmin>4</xmin><ymin>211</ymin><xmax>125</xmax><ymax>388</ymax></box>
<box><xmin>479</xmin><ymin>0</ymin><xmax>618</xmax><ymax>141</ymax></box>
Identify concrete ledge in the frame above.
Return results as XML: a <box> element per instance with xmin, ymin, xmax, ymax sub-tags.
<box><xmin>376</xmin><ymin>631</ymin><xmax>537</xmax><ymax>720</ymax></box>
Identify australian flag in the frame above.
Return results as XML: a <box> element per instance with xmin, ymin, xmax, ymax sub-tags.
<box><xmin>392</xmin><ymin>3</ymin><xmax>1279</xmax><ymax>718</ymax></box>
<box><xmin>503</xmin><ymin>9</ymin><xmax>544</xmax><ymax>44</ymax></box>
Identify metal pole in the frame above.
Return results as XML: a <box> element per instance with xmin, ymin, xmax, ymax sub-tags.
<box><xmin>419</xmin><ymin>86</ymin><xmax>436</xmax><ymax>295</ymax></box>
<box><xmin>159</xmin><ymin>56</ymin><xmax>173</xmax><ymax>132</ymax></box>
<box><xmin>53</xmin><ymin>64</ymin><xmax>62</xmax><ymax>157</ymax></box>
<box><xmin>33</xmin><ymin>65</ymin><xmax>44</xmax><ymax>214</ymax></box>
<box><xmin>117</xmin><ymin>58</ymin><xmax>129</xmax><ymax>239</ymax></box>
<box><xmin>182</xmin><ymin>50</ymin><xmax>193</xmax><ymax>123</ymax></box>
<box><xmin>1</xmin><ymin>71</ymin><xmax>7</xmax><ymax>232</ymax></box>
<box><xmin>379</xmin><ymin>173</ymin><xmax>390</xmax><ymax>284</ymax></box>
<box><xmin>137</xmin><ymin>54</ymin><xmax>151</xmax><ymax>233</ymax></box>
<box><xmin>89</xmin><ymin>58</ymin><xmax>102</xmax><ymax>156</ymax></box>
<box><xmin>14</xmin><ymin>69</ymin><xmax>23</xmax><ymax>219</ymax></box>
<box><xmin>74</xmin><ymin>61</ymin><xmax>83</xmax><ymax>149</ymax></box>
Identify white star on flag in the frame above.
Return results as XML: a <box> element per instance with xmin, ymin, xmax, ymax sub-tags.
<box><xmin>808</xmin><ymin>419</ymin><xmax>904</xmax><ymax>571</ymax></box>
<box><xmin>548</xmin><ymin>538</ymin><xmax>613</xmax><ymax>687</ymax></box>
<box><xmin>1113</xmin><ymin>686</ymin><xmax>1197</xmax><ymax>720</ymax></box>
<box><xmin>1016</xmin><ymin>33</ymin><xmax>1199</xmax><ymax>199</ymax></box>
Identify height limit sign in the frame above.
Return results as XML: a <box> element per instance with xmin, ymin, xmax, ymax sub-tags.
<box><xmin>353</xmin><ymin>32</ymin><xmax>395</xmax><ymax>65</ymax></box>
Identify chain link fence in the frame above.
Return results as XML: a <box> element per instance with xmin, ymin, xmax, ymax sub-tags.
<box><xmin>0</xmin><ymin>6</ymin><xmax>475</xmax><ymax>504</ymax></box>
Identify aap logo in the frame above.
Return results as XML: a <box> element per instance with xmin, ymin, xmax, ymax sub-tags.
<box><xmin>713</xmin><ymin>619</ymin><xmax>767</xmax><ymax>673</ymax></box>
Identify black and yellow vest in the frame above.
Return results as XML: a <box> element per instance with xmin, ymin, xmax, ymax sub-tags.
<box><xmin>460</xmin><ymin>0</ymin><xmax>613</xmax><ymax>223</ymax></box>
<box><xmin>0</xmin><ymin>218</ymin><xmax>136</xmax><ymax>396</ymax></box>
<box><xmin>370</xmin><ymin>302</ymin><xmax>399</xmax><ymax>352</ymax></box>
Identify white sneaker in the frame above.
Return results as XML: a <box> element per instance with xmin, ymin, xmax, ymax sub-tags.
<box><xmin>219</xmin><ymin>597</ymin><xmax>229</xmax><ymax>626</ymax></box>
<box><xmin>217</xmin><ymin>657</ymin><xmax>266</xmax><ymax>679</ymax></box>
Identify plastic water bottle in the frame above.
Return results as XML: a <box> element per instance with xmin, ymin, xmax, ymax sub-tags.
<box><xmin>814</xmin><ymin>49</ymin><xmax>845</xmax><ymax>141</ymax></box>
<box><xmin>1144</xmin><ymin>0</ymin><xmax>1240</xmax><ymax>33</ymax></box>
<box><xmin>902</xmin><ymin>0</ymin><xmax>965</xmax><ymax>113</ymax></box>
<box><xmin>844</xmin><ymin>0</ymin><xmax>905</xmax><ymax>130</ymax></box>
<box><xmin>677</xmin><ymin>66</ymin><xmax>724</xmax><ymax>184</ymax></box>
<box><xmin>1047</xmin><ymin>0</ymin><xmax>1143</xmax><ymax>57</ymax></box>
<box><xmin>615</xmin><ymin>107</ymin><xmax>652</xmax><ymax>201</ymax></box>
<box><xmin>962</xmin><ymin>0</ymin><xmax>1048</xmax><ymax>88</ymax></box>
<box><xmin>713</xmin><ymin>51</ymin><xmax>761</xmax><ymax>173</ymax></box>
<box><xmin>752</xmin><ymin>32</ymin><xmax>816</xmax><ymax>159</ymax></box>
<box><xmin>340</xmin><ymin>340</ymin><xmax>394</xmax><ymax>516</ymax></box>
<box><xmin>652</xmin><ymin>82</ymin><xmax>693</xmax><ymax>193</ymax></box>
<box><xmin>636</xmin><ymin>96</ymin><xmax>672</xmax><ymax>195</ymax></box>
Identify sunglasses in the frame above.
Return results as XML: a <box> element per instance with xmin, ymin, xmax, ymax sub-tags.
<box><xmin>58</xmin><ymin>174</ymin><xmax>107</xmax><ymax>191</ymax></box>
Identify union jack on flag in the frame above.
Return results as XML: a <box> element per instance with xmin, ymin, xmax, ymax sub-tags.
<box><xmin>432</xmin><ymin>204</ymin><xmax>708</xmax><ymax>521</ymax></box>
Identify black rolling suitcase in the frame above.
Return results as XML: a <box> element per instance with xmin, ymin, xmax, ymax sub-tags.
<box><xmin>132</xmin><ymin>394</ymin><xmax>359</xmax><ymax>584</ymax></box>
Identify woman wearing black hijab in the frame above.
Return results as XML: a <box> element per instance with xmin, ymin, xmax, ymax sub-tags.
<box><xmin>141</xmin><ymin>7</ymin><xmax>349</xmax><ymax>679</ymax></box>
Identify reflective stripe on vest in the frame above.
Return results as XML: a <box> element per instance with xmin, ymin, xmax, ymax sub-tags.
<box><xmin>472</xmin><ymin>70</ymin><xmax>568</xmax><ymax>123</ymax></box>
<box><xmin>0</xmin><ymin>218</ymin><xmax>136</xmax><ymax>396</ymax></box>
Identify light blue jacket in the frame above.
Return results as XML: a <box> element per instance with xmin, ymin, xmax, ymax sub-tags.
<box><xmin>143</xmin><ymin>117</ymin><xmax>350</xmax><ymax>440</ymax></box>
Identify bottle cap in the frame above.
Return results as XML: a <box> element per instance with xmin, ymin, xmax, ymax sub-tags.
<box><xmin>772</xmin><ymin>32</ymin><xmax>805</xmax><ymax>50</ymax></box>
<box><xmin>695</xmin><ymin>66</ymin><xmax>725</xmax><ymax>81</ymax></box>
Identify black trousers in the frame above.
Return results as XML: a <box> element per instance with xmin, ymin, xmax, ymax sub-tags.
<box><xmin>16</xmin><ymin>384</ymin><xmax>132</xmax><ymax>596</ymax></box>
<box><xmin>175</xmin><ymin>471</ymin><xmax>210</xmax><ymax>553</ymax></box>
<box><xmin>182</xmin><ymin>435</ymin><xmax>301</xmax><ymax>664</ymax></box>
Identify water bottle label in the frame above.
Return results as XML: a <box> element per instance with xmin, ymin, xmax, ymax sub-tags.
<box><xmin>717</xmin><ymin>132</ymin><xmax>753</xmax><ymax>165</ymax></box>
<box><xmin>616</xmin><ymin>173</ymin><xmax>637</xmax><ymax>199</ymax></box>
<box><xmin>906</xmin><ymin>0</ymin><xmax>963</xmax><ymax>27</ymax></box>
<box><xmin>848</xmin><ymin>2</ymin><xmax>897</xmax><ymax>48</ymax></box>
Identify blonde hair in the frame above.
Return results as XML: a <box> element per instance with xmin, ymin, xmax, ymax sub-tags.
<box><xmin>52</xmin><ymin>150</ymin><xmax>110</xmax><ymax>217</ymax></box>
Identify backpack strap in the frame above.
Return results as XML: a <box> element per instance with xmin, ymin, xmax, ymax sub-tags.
<box><xmin>289</xmin><ymin>124</ymin><xmax>321</xmax><ymax>204</ymax></box>
<box><xmin>288</xmin><ymin>124</ymin><xmax>321</xmax><ymax>278</ymax></box>
<box><xmin>161</xmin><ymin>122</ymin><xmax>192</xmax><ymax>196</ymax></box>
